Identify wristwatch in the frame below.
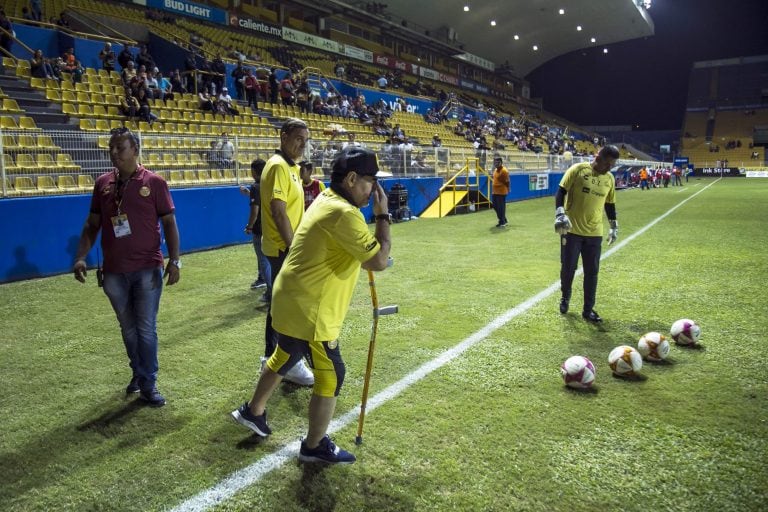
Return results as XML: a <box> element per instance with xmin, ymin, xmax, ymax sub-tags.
<box><xmin>169</xmin><ymin>259</ymin><xmax>182</xmax><ymax>269</ymax></box>
<box><xmin>375</xmin><ymin>213</ymin><xmax>392</xmax><ymax>224</ymax></box>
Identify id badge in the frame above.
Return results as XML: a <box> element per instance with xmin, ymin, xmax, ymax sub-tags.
<box><xmin>111</xmin><ymin>214</ymin><xmax>132</xmax><ymax>238</ymax></box>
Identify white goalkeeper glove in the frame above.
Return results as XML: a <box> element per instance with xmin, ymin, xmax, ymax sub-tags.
<box><xmin>607</xmin><ymin>219</ymin><xmax>618</xmax><ymax>245</ymax></box>
<box><xmin>554</xmin><ymin>206</ymin><xmax>571</xmax><ymax>235</ymax></box>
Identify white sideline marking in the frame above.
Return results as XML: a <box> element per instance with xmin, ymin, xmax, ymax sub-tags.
<box><xmin>170</xmin><ymin>179</ymin><xmax>721</xmax><ymax>512</ymax></box>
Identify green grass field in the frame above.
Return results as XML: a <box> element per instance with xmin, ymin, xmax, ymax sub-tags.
<box><xmin>1</xmin><ymin>178</ymin><xmax>767</xmax><ymax>511</ymax></box>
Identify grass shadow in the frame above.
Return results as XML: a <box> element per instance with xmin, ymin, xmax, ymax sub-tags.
<box><xmin>563</xmin><ymin>386</ymin><xmax>600</xmax><ymax>396</ymax></box>
<box><xmin>611</xmin><ymin>372</ymin><xmax>648</xmax><ymax>383</ymax></box>
<box><xmin>295</xmin><ymin>463</ymin><xmax>337</xmax><ymax>512</ymax></box>
<box><xmin>235</xmin><ymin>433</ymin><xmax>269</xmax><ymax>450</ymax></box>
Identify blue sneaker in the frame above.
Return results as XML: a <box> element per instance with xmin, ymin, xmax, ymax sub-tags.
<box><xmin>126</xmin><ymin>376</ymin><xmax>140</xmax><ymax>394</ymax></box>
<box><xmin>299</xmin><ymin>435</ymin><xmax>356</xmax><ymax>465</ymax></box>
<box><xmin>139</xmin><ymin>388</ymin><xmax>166</xmax><ymax>407</ymax></box>
<box><xmin>231</xmin><ymin>402</ymin><xmax>271</xmax><ymax>437</ymax></box>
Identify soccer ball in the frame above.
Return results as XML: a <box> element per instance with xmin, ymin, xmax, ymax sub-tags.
<box><xmin>670</xmin><ymin>319</ymin><xmax>701</xmax><ymax>346</ymax></box>
<box><xmin>608</xmin><ymin>345</ymin><xmax>643</xmax><ymax>376</ymax></box>
<box><xmin>637</xmin><ymin>332</ymin><xmax>670</xmax><ymax>361</ymax></box>
<box><xmin>561</xmin><ymin>356</ymin><xmax>596</xmax><ymax>389</ymax></box>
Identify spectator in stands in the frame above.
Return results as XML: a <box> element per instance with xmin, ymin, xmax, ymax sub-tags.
<box><xmin>0</xmin><ymin>11</ymin><xmax>14</xmax><ymax>54</ymax></box>
<box><xmin>30</xmin><ymin>49</ymin><xmax>56</xmax><ymax>80</ymax></box>
<box><xmin>217</xmin><ymin>87</ymin><xmax>238</xmax><ymax>116</ymax></box>
<box><xmin>232</xmin><ymin>62</ymin><xmax>246</xmax><ymax>101</ymax></box>
<box><xmin>72</xmin><ymin>60</ymin><xmax>84</xmax><ymax>83</ymax></box>
<box><xmin>61</xmin><ymin>47</ymin><xmax>76</xmax><ymax>72</ymax></box>
<box><xmin>118</xmin><ymin>45</ymin><xmax>134</xmax><ymax>70</ymax></box>
<box><xmin>299</xmin><ymin>161</ymin><xmax>325</xmax><ymax>210</ymax></box>
<box><xmin>334</xmin><ymin>61</ymin><xmax>345</xmax><ymax>78</ymax></box>
<box><xmin>170</xmin><ymin>69</ymin><xmax>185</xmax><ymax>94</ymax></box>
<box><xmin>136</xmin><ymin>87</ymin><xmax>157</xmax><ymax>124</ymax></box>
<box><xmin>136</xmin><ymin>45</ymin><xmax>155</xmax><ymax>73</ymax></box>
<box><xmin>121</xmin><ymin>60</ymin><xmax>136</xmax><ymax>86</ymax></box>
<box><xmin>73</xmin><ymin>127</ymin><xmax>179</xmax><ymax>408</ymax></box>
<box><xmin>120</xmin><ymin>87</ymin><xmax>139</xmax><ymax>119</ymax></box>
<box><xmin>211</xmin><ymin>55</ymin><xmax>226</xmax><ymax>96</ymax></box>
<box><xmin>198</xmin><ymin>90</ymin><xmax>215</xmax><ymax>111</ymax></box>
<box><xmin>244</xmin><ymin>69</ymin><xmax>259</xmax><ymax>108</ymax></box>
<box><xmin>392</xmin><ymin>124</ymin><xmax>405</xmax><ymax>143</ymax></box>
<box><xmin>145</xmin><ymin>68</ymin><xmax>161</xmax><ymax>99</ymax></box>
<box><xmin>279</xmin><ymin>74</ymin><xmax>295</xmax><ymax>106</ymax></box>
<box><xmin>377</xmin><ymin>74</ymin><xmax>388</xmax><ymax>89</ymax></box>
<box><xmin>99</xmin><ymin>42</ymin><xmax>116</xmax><ymax>72</ymax></box>
<box><xmin>31</xmin><ymin>0</ymin><xmax>43</xmax><ymax>22</ymax></box>
<box><xmin>156</xmin><ymin>70</ymin><xmax>173</xmax><ymax>102</ymax></box>
<box><xmin>432</xmin><ymin>134</ymin><xmax>442</xmax><ymax>147</ymax></box>
<box><xmin>215</xmin><ymin>133</ymin><xmax>235</xmax><ymax>167</ymax></box>
<box><xmin>22</xmin><ymin>7</ymin><xmax>35</xmax><ymax>22</ymax></box>
<box><xmin>751</xmin><ymin>150</ymin><xmax>760</xmax><ymax>160</ymax></box>
<box><xmin>269</xmin><ymin>68</ymin><xmax>279</xmax><ymax>104</ymax></box>
<box><xmin>296</xmin><ymin>79</ymin><xmax>311</xmax><ymax>113</ymax></box>
<box><xmin>342</xmin><ymin>132</ymin><xmax>361</xmax><ymax>150</ymax></box>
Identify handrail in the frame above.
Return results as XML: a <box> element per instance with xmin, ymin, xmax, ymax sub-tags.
<box><xmin>67</xmin><ymin>7</ymin><xmax>137</xmax><ymax>46</ymax></box>
<box><xmin>0</xmin><ymin>23</ymin><xmax>34</xmax><ymax>57</ymax></box>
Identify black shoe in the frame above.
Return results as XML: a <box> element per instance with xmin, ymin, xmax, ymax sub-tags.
<box><xmin>582</xmin><ymin>310</ymin><xmax>603</xmax><ymax>323</ymax></box>
<box><xmin>126</xmin><ymin>376</ymin><xmax>140</xmax><ymax>394</ymax></box>
<box><xmin>559</xmin><ymin>298</ymin><xmax>569</xmax><ymax>314</ymax></box>
<box><xmin>139</xmin><ymin>388</ymin><xmax>166</xmax><ymax>407</ymax></box>
<box><xmin>231</xmin><ymin>402</ymin><xmax>271</xmax><ymax>437</ymax></box>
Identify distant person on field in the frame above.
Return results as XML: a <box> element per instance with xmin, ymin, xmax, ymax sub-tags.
<box><xmin>491</xmin><ymin>156</ymin><xmax>509</xmax><ymax>227</ymax></box>
<box><xmin>231</xmin><ymin>146</ymin><xmax>392</xmax><ymax>465</ymax></box>
<box><xmin>73</xmin><ymin>128</ymin><xmax>180</xmax><ymax>408</ymax></box>
<box><xmin>554</xmin><ymin>145</ymin><xmax>619</xmax><ymax>323</ymax></box>
<box><xmin>299</xmin><ymin>161</ymin><xmax>326</xmax><ymax>210</ymax></box>
<box><xmin>240</xmin><ymin>159</ymin><xmax>271</xmax><ymax>297</ymax></box>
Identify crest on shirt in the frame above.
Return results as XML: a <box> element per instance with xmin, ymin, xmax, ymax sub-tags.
<box><xmin>139</xmin><ymin>186</ymin><xmax>151</xmax><ymax>197</ymax></box>
<box><xmin>327</xmin><ymin>340</ymin><xmax>338</xmax><ymax>350</ymax></box>
<box><xmin>365</xmin><ymin>240</ymin><xmax>378</xmax><ymax>252</ymax></box>
<box><xmin>102</xmin><ymin>185</ymin><xmax>112</xmax><ymax>195</ymax></box>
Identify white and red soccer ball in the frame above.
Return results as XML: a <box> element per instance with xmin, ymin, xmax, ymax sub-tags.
<box><xmin>561</xmin><ymin>356</ymin><xmax>596</xmax><ymax>389</ymax></box>
<box><xmin>670</xmin><ymin>319</ymin><xmax>701</xmax><ymax>346</ymax></box>
<box><xmin>637</xmin><ymin>332</ymin><xmax>670</xmax><ymax>361</ymax></box>
<box><xmin>608</xmin><ymin>346</ymin><xmax>643</xmax><ymax>376</ymax></box>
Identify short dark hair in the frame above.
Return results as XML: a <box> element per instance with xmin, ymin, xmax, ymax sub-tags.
<box><xmin>280</xmin><ymin>117</ymin><xmax>308</xmax><ymax>135</ymax></box>
<box><xmin>599</xmin><ymin>145</ymin><xmax>620</xmax><ymax>159</ymax></box>
<box><xmin>110</xmin><ymin>127</ymin><xmax>140</xmax><ymax>150</ymax></box>
<box><xmin>251</xmin><ymin>158</ymin><xmax>266</xmax><ymax>176</ymax></box>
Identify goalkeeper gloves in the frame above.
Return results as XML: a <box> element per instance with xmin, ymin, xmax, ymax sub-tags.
<box><xmin>607</xmin><ymin>219</ymin><xmax>618</xmax><ymax>245</ymax></box>
<box><xmin>554</xmin><ymin>206</ymin><xmax>571</xmax><ymax>235</ymax></box>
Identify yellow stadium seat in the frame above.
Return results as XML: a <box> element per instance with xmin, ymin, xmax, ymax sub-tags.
<box><xmin>2</xmin><ymin>153</ymin><xmax>18</xmax><ymax>173</ymax></box>
<box><xmin>47</xmin><ymin>89</ymin><xmax>63</xmax><ymax>102</ymax></box>
<box><xmin>168</xmin><ymin>170</ymin><xmax>182</xmax><ymax>183</ymax></box>
<box><xmin>57</xmin><ymin>154</ymin><xmax>81</xmax><ymax>171</ymax></box>
<box><xmin>19</xmin><ymin>117</ymin><xmax>41</xmax><ymax>131</ymax></box>
<box><xmin>57</xmin><ymin>175</ymin><xmax>78</xmax><ymax>191</ymax></box>
<box><xmin>18</xmin><ymin>134</ymin><xmax>36</xmax><ymax>148</ymax></box>
<box><xmin>96</xmin><ymin>120</ymin><xmax>111</xmax><ymax>131</ymax></box>
<box><xmin>37</xmin><ymin>175</ymin><xmax>58</xmax><ymax>193</ymax></box>
<box><xmin>79</xmin><ymin>118</ymin><xmax>96</xmax><ymax>131</ymax></box>
<box><xmin>77</xmin><ymin>104</ymin><xmax>93</xmax><ymax>117</ymax></box>
<box><xmin>36</xmin><ymin>154</ymin><xmax>60</xmax><ymax>172</ymax></box>
<box><xmin>1</xmin><ymin>116</ymin><xmax>19</xmax><ymax>129</ymax></box>
<box><xmin>37</xmin><ymin>135</ymin><xmax>57</xmax><ymax>149</ymax></box>
<box><xmin>222</xmin><ymin>169</ymin><xmax>236</xmax><ymax>182</ymax></box>
<box><xmin>197</xmin><ymin>170</ymin><xmax>212</xmax><ymax>182</ymax></box>
<box><xmin>75</xmin><ymin>82</ymin><xmax>89</xmax><ymax>93</ymax></box>
<box><xmin>61</xmin><ymin>102</ymin><xmax>77</xmax><ymax>117</ymax></box>
<box><xmin>183</xmin><ymin>170</ymin><xmax>197</xmax><ymax>182</ymax></box>
<box><xmin>2</xmin><ymin>134</ymin><xmax>18</xmax><ymax>150</ymax></box>
<box><xmin>30</xmin><ymin>77</ymin><xmax>46</xmax><ymax>89</ymax></box>
<box><xmin>110</xmin><ymin>120</ymin><xmax>124</xmax><ymax>130</ymax></box>
<box><xmin>61</xmin><ymin>90</ymin><xmax>76</xmax><ymax>103</ymax></box>
<box><xmin>2</xmin><ymin>176</ymin><xmax>16</xmax><ymax>197</ymax></box>
<box><xmin>96</xmin><ymin>135</ymin><xmax>110</xmax><ymax>148</ymax></box>
<box><xmin>3</xmin><ymin>98</ymin><xmax>23</xmax><ymax>113</ymax></box>
<box><xmin>93</xmin><ymin>105</ymin><xmax>108</xmax><ymax>118</ymax></box>
<box><xmin>15</xmin><ymin>61</ymin><xmax>31</xmax><ymax>78</ymax></box>
<box><xmin>154</xmin><ymin>170</ymin><xmax>169</xmax><ymax>181</ymax></box>
<box><xmin>77</xmin><ymin>174</ymin><xmax>95</xmax><ymax>189</ymax></box>
<box><xmin>175</xmin><ymin>153</ymin><xmax>190</xmax><ymax>167</ymax></box>
<box><xmin>76</xmin><ymin>91</ymin><xmax>91</xmax><ymax>104</ymax></box>
<box><xmin>14</xmin><ymin>176</ymin><xmax>36</xmax><ymax>195</ymax></box>
<box><xmin>189</xmin><ymin>153</ymin><xmax>204</xmax><ymax>167</ymax></box>
<box><xmin>209</xmin><ymin>169</ymin><xmax>224</xmax><ymax>182</ymax></box>
<box><xmin>15</xmin><ymin>154</ymin><xmax>37</xmax><ymax>172</ymax></box>
<box><xmin>60</xmin><ymin>80</ymin><xmax>74</xmax><ymax>91</ymax></box>
<box><xmin>162</xmin><ymin>153</ymin><xmax>177</xmax><ymax>167</ymax></box>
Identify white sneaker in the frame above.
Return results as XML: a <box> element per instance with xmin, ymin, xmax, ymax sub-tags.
<box><xmin>283</xmin><ymin>359</ymin><xmax>314</xmax><ymax>386</ymax></box>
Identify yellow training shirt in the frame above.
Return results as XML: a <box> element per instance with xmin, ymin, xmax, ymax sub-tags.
<box><xmin>272</xmin><ymin>188</ymin><xmax>381</xmax><ymax>342</ymax></box>
<box><xmin>260</xmin><ymin>152</ymin><xmax>303</xmax><ymax>257</ymax></box>
<box><xmin>559</xmin><ymin>162</ymin><xmax>616</xmax><ymax>237</ymax></box>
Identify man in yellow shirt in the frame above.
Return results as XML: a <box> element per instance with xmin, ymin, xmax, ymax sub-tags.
<box><xmin>554</xmin><ymin>145</ymin><xmax>619</xmax><ymax>323</ymax></box>
<box><xmin>232</xmin><ymin>147</ymin><xmax>392</xmax><ymax>465</ymax></box>
<box><xmin>260</xmin><ymin>117</ymin><xmax>314</xmax><ymax>385</ymax></box>
<box><xmin>491</xmin><ymin>156</ymin><xmax>510</xmax><ymax>227</ymax></box>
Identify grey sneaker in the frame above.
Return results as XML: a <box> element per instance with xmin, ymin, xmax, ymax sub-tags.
<box><xmin>231</xmin><ymin>402</ymin><xmax>271</xmax><ymax>437</ymax></box>
<box><xmin>299</xmin><ymin>435</ymin><xmax>356</xmax><ymax>464</ymax></box>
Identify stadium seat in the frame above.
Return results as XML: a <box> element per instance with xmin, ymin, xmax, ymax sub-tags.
<box><xmin>1</xmin><ymin>116</ymin><xmax>19</xmax><ymax>130</ymax></box>
<box><xmin>154</xmin><ymin>170</ymin><xmax>169</xmax><ymax>181</ymax></box>
<box><xmin>162</xmin><ymin>153</ymin><xmax>178</xmax><ymax>167</ymax></box>
<box><xmin>36</xmin><ymin>154</ymin><xmax>59</xmax><ymax>173</ymax></box>
<box><xmin>78</xmin><ymin>104</ymin><xmax>94</xmax><ymax>117</ymax></box>
<box><xmin>37</xmin><ymin>135</ymin><xmax>57</xmax><ymax>150</ymax></box>
<box><xmin>33</xmin><ymin>176</ymin><xmax>57</xmax><ymax>194</ymax></box>
<box><xmin>17</xmin><ymin>134</ymin><xmax>36</xmax><ymax>149</ymax></box>
<box><xmin>222</xmin><ymin>169</ymin><xmax>236</xmax><ymax>182</ymax></box>
<box><xmin>96</xmin><ymin>136</ymin><xmax>109</xmax><ymax>148</ymax></box>
<box><xmin>2</xmin><ymin>98</ymin><xmax>23</xmax><ymax>113</ymax></box>
<box><xmin>61</xmin><ymin>90</ymin><xmax>76</xmax><ymax>103</ymax></box>
<box><xmin>19</xmin><ymin>117</ymin><xmax>41</xmax><ymax>131</ymax></box>
<box><xmin>183</xmin><ymin>170</ymin><xmax>197</xmax><ymax>182</ymax></box>
<box><xmin>2</xmin><ymin>177</ymin><xmax>16</xmax><ymax>197</ymax></box>
<box><xmin>209</xmin><ymin>169</ymin><xmax>224</xmax><ymax>182</ymax></box>
<box><xmin>57</xmin><ymin>154</ymin><xmax>81</xmax><ymax>171</ymax></box>
<box><xmin>15</xmin><ymin>154</ymin><xmax>37</xmax><ymax>172</ymax></box>
<box><xmin>175</xmin><ymin>153</ymin><xmax>190</xmax><ymax>167</ymax></box>
<box><xmin>30</xmin><ymin>77</ymin><xmax>46</xmax><ymax>89</ymax></box>
<box><xmin>92</xmin><ymin>105</ymin><xmax>108</xmax><ymax>118</ymax></box>
<box><xmin>14</xmin><ymin>176</ymin><xmax>36</xmax><ymax>195</ymax></box>
<box><xmin>168</xmin><ymin>170</ymin><xmax>182</xmax><ymax>183</ymax></box>
<box><xmin>96</xmin><ymin>120</ymin><xmax>111</xmax><ymax>131</ymax></box>
<box><xmin>2</xmin><ymin>134</ymin><xmax>18</xmax><ymax>150</ymax></box>
<box><xmin>77</xmin><ymin>174</ymin><xmax>94</xmax><ymax>190</ymax></box>
<box><xmin>57</xmin><ymin>175</ymin><xmax>79</xmax><ymax>191</ymax></box>
<box><xmin>2</xmin><ymin>153</ymin><xmax>18</xmax><ymax>173</ymax></box>
<box><xmin>79</xmin><ymin>119</ymin><xmax>96</xmax><ymax>131</ymax></box>
<box><xmin>15</xmin><ymin>61</ymin><xmax>31</xmax><ymax>78</ymax></box>
<box><xmin>189</xmin><ymin>153</ymin><xmax>204</xmax><ymax>167</ymax></box>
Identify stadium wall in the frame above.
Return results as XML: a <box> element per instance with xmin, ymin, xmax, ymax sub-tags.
<box><xmin>0</xmin><ymin>174</ymin><xmax>562</xmax><ymax>283</ymax></box>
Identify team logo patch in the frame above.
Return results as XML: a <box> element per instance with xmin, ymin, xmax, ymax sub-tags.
<box><xmin>139</xmin><ymin>186</ymin><xmax>151</xmax><ymax>197</ymax></box>
<box><xmin>327</xmin><ymin>340</ymin><xmax>338</xmax><ymax>350</ymax></box>
<box><xmin>561</xmin><ymin>237</ymin><xmax>567</xmax><ymax>246</ymax></box>
<box><xmin>582</xmin><ymin>187</ymin><xmax>590</xmax><ymax>193</ymax></box>
<box><xmin>102</xmin><ymin>185</ymin><xmax>111</xmax><ymax>195</ymax></box>
<box><xmin>365</xmin><ymin>240</ymin><xmax>378</xmax><ymax>252</ymax></box>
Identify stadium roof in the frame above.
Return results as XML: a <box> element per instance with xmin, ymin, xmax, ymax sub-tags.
<box><xmin>360</xmin><ymin>0</ymin><xmax>655</xmax><ymax>77</ymax></box>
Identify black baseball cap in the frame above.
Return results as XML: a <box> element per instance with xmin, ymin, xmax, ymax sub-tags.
<box><xmin>331</xmin><ymin>146</ymin><xmax>381</xmax><ymax>179</ymax></box>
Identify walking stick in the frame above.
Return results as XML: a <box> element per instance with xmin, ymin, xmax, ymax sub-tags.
<box><xmin>356</xmin><ymin>267</ymin><xmax>397</xmax><ymax>445</ymax></box>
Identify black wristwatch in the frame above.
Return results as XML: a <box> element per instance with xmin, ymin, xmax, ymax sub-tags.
<box><xmin>375</xmin><ymin>213</ymin><xmax>392</xmax><ymax>224</ymax></box>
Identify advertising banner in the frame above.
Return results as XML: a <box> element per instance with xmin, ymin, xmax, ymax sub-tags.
<box><xmin>229</xmin><ymin>15</ymin><xmax>282</xmax><ymax>37</ymax></box>
<box><xmin>529</xmin><ymin>173</ymin><xmax>549</xmax><ymax>191</ymax></box>
<box><xmin>146</xmin><ymin>0</ymin><xmax>227</xmax><ymax>25</ymax></box>
<box><xmin>343</xmin><ymin>45</ymin><xmax>373</xmax><ymax>63</ymax></box>
<box><xmin>745</xmin><ymin>170</ymin><xmax>768</xmax><ymax>177</ymax></box>
<box><xmin>374</xmin><ymin>53</ymin><xmax>419</xmax><ymax>75</ymax></box>
<box><xmin>692</xmin><ymin>167</ymin><xmax>745</xmax><ymax>177</ymax></box>
<box><xmin>282</xmin><ymin>27</ymin><xmax>341</xmax><ymax>54</ymax></box>
<box><xmin>453</xmin><ymin>52</ymin><xmax>495</xmax><ymax>71</ymax></box>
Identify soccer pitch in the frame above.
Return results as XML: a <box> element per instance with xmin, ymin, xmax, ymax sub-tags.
<box><xmin>1</xmin><ymin>178</ymin><xmax>766</xmax><ymax>511</ymax></box>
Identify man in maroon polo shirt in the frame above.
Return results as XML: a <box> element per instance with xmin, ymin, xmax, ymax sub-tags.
<box><xmin>73</xmin><ymin>128</ymin><xmax>180</xmax><ymax>407</ymax></box>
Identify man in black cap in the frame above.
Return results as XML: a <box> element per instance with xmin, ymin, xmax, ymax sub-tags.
<box><xmin>232</xmin><ymin>146</ymin><xmax>392</xmax><ymax>465</ymax></box>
